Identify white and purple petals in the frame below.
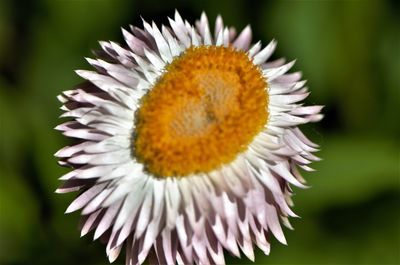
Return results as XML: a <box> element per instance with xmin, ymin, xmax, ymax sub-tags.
<box><xmin>55</xmin><ymin>11</ymin><xmax>322</xmax><ymax>265</ymax></box>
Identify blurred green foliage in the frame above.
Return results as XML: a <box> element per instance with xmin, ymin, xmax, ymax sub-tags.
<box><xmin>0</xmin><ymin>0</ymin><xmax>399</xmax><ymax>264</ymax></box>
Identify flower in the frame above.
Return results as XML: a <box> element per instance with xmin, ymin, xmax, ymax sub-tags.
<box><xmin>55</xmin><ymin>11</ymin><xmax>323</xmax><ymax>265</ymax></box>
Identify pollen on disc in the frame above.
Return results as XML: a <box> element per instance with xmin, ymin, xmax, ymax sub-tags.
<box><xmin>134</xmin><ymin>46</ymin><xmax>268</xmax><ymax>177</ymax></box>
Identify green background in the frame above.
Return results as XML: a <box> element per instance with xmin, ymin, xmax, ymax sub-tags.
<box><xmin>0</xmin><ymin>0</ymin><xmax>399</xmax><ymax>264</ymax></box>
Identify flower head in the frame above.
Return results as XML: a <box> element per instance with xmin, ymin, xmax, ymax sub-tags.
<box><xmin>56</xmin><ymin>11</ymin><xmax>323</xmax><ymax>265</ymax></box>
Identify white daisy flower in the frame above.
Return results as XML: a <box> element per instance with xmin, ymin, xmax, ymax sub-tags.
<box><xmin>55</xmin><ymin>11</ymin><xmax>323</xmax><ymax>265</ymax></box>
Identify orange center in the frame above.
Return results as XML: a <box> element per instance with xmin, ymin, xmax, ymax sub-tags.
<box><xmin>134</xmin><ymin>46</ymin><xmax>268</xmax><ymax>177</ymax></box>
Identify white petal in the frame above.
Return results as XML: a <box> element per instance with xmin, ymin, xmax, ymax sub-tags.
<box><xmin>68</xmin><ymin>149</ymin><xmax>131</xmax><ymax>165</ymax></box>
<box><xmin>198</xmin><ymin>12</ymin><xmax>212</xmax><ymax>45</ymax></box>
<box><xmin>94</xmin><ymin>199</ymin><xmax>123</xmax><ymax>240</ymax></box>
<box><xmin>165</xmin><ymin>178</ymin><xmax>181</xmax><ymax>229</ymax></box>
<box><xmin>161</xmin><ymin>25</ymin><xmax>184</xmax><ymax>57</ymax></box>
<box><xmin>233</xmin><ymin>25</ymin><xmax>252</xmax><ymax>50</ymax></box>
<box><xmin>144</xmin><ymin>48</ymin><xmax>165</xmax><ymax>72</ymax></box>
<box><xmin>169</xmin><ymin>15</ymin><xmax>190</xmax><ymax>48</ymax></box>
<box><xmin>269</xmin><ymin>162</ymin><xmax>307</xmax><ymax>188</ymax></box>
<box><xmin>63</xmin><ymin>129</ymin><xmax>108</xmax><ymax>141</ymax></box>
<box><xmin>248</xmin><ymin>41</ymin><xmax>261</xmax><ymax>57</ymax></box>
<box><xmin>151</xmin><ymin>22</ymin><xmax>173</xmax><ymax>62</ymax></box>
<box><xmin>223</xmin><ymin>28</ymin><xmax>230</xmax><ymax>47</ymax></box>
<box><xmin>263</xmin><ymin>60</ymin><xmax>296</xmax><ymax>81</ymax></box>
<box><xmin>214</xmin><ymin>15</ymin><xmax>224</xmax><ymax>40</ymax></box>
<box><xmin>135</xmin><ymin>183</ymin><xmax>154</xmax><ymax>238</ymax></box>
<box><xmin>55</xmin><ymin>141</ymin><xmax>94</xmax><ymax>158</ymax></box>
<box><xmin>215</xmin><ymin>28</ymin><xmax>224</xmax><ymax>46</ymax></box>
<box><xmin>66</xmin><ymin>183</ymin><xmax>108</xmax><ymax>213</ymax></box>
<box><xmin>108</xmin><ymin>245</ymin><xmax>122</xmax><ymax>263</ymax></box>
<box><xmin>265</xmin><ymin>203</ymin><xmax>287</xmax><ymax>244</ymax></box>
<box><xmin>122</xmin><ymin>27</ymin><xmax>148</xmax><ymax>55</ymax></box>
<box><xmin>270</xmin><ymin>92</ymin><xmax>309</xmax><ymax>105</ymax></box>
<box><xmin>191</xmin><ymin>27</ymin><xmax>200</xmax><ymax>46</ymax></box>
<box><xmin>103</xmin><ymin>173</ymin><xmax>144</xmax><ymax>207</ymax></box>
<box><xmin>115</xmin><ymin>179</ymin><xmax>152</xmax><ymax>245</ymax></box>
<box><xmin>253</xmin><ymin>39</ymin><xmax>277</xmax><ymax>65</ymax></box>
<box><xmin>82</xmin><ymin>188</ymin><xmax>113</xmax><ymax>215</ymax></box>
<box><xmin>80</xmin><ymin>209</ymin><xmax>103</xmax><ymax>237</ymax></box>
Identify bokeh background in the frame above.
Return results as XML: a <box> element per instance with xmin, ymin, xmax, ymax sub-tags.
<box><xmin>0</xmin><ymin>0</ymin><xmax>399</xmax><ymax>264</ymax></box>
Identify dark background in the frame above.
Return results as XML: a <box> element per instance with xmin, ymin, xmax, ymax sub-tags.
<box><xmin>0</xmin><ymin>0</ymin><xmax>399</xmax><ymax>264</ymax></box>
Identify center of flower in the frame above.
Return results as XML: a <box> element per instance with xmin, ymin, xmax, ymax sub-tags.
<box><xmin>134</xmin><ymin>46</ymin><xmax>268</xmax><ymax>177</ymax></box>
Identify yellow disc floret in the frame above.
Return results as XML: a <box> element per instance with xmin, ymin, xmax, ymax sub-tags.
<box><xmin>134</xmin><ymin>46</ymin><xmax>268</xmax><ymax>177</ymax></box>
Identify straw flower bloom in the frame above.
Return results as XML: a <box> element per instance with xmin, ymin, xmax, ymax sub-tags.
<box><xmin>55</xmin><ymin>11</ymin><xmax>323</xmax><ymax>265</ymax></box>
